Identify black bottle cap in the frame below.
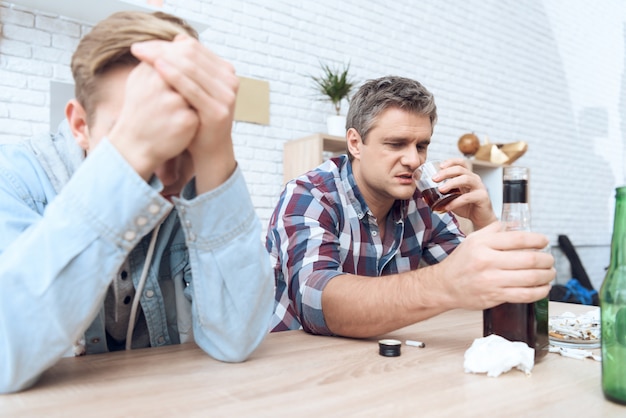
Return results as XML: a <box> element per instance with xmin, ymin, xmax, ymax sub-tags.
<box><xmin>378</xmin><ymin>339</ymin><xmax>401</xmax><ymax>357</ymax></box>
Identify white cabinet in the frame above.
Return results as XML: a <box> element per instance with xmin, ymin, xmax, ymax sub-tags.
<box><xmin>455</xmin><ymin>160</ymin><xmax>506</xmax><ymax>235</ymax></box>
<box><xmin>469</xmin><ymin>160</ymin><xmax>506</xmax><ymax>218</ymax></box>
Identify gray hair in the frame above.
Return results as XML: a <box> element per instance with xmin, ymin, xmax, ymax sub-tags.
<box><xmin>345</xmin><ymin>76</ymin><xmax>437</xmax><ymax>161</ymax></box>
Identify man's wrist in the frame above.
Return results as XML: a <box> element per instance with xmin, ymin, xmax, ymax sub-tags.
<box><xmin>472</xmin><ymin>212</ymin><xmax>499</xmax><ymax>230</ymax></box>
<box><xmin>107</xmin><ymin>136</ymin><xmax>158</xmax><ymax>181</ymax></box>
<box><xmin>193</xmin><ymin>157</ymin><xmax>237</xmax><ymax>195</ymax></box>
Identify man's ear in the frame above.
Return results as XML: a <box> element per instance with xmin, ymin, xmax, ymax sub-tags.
<box><xmin>346</xmin><ymin>128</ymin><xmax>362</xmax><ymax>161</ymax></box>
<box><xmin>65</xmin><ymin>99</ymin><xmax>90</xmax><ymax>151</ymax></box>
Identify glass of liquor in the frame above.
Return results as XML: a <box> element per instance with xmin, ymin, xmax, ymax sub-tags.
<box><xmin>413</xmin><ymin>160</ymin><xmax>462</xmax><ymax>213</ymax></box>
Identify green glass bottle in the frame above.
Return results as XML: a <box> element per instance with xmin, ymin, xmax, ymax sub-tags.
<box><xmin>601</xmin><ymin>186</ymin><xmax>626</xmax><ymax>405</ymax></box>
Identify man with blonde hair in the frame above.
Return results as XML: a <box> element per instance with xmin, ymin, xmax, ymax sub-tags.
<box><xmin>0</xmin><ymin>11</ymin><xmax>274</xmax><ymax>393</ymax></box>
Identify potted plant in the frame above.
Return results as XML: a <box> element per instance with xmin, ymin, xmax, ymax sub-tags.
<box><xmin>310</xmin><ymin>62</ymin><xmax>355</xmax><ymax>136</ymax></box>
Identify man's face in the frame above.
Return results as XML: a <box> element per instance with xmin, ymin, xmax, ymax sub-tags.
<box><xmin>351</xmin><ymin>107</ymin><xmax>432</xmax><ymax>209</ymax></box>
<box><xmin>76</xmin><ymin>65</ymin><xmax>194</xmax><ymax>201</ymax></box>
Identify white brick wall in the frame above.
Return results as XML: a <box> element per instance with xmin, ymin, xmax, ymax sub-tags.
<box><xmin>2</xmin><ymin>0</ymin><xmax>625</xmax><ymax>287</ymax></box>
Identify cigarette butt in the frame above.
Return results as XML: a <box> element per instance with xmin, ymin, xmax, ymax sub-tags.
<box><xmin>406</xmin><ymin>339</ymin><xmax>425</xmax><ymax>348</ymax></box>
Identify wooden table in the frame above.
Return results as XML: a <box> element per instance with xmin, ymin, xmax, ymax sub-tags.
<box><xmin>2</xmin><ymin>302</ymin><xmax>624</xmax><ymax>416</ymax></box>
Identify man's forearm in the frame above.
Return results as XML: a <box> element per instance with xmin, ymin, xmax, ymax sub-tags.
<box><xmin>191</xmin><ymin>144</ymin><xmax>237</xmax><ymax>195</ymax></box>
<box><xmin>319</xmin><ymin>266</ymin><xmax>450</xmax><ymax>338</ymax></box>
<box><xmin>178</xmin><ymin>166</ymin><xmax>273</xmax><ymax>361</ymax></box>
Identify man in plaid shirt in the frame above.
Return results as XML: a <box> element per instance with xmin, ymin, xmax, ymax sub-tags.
<box><xmin>267</xmin><ymin>76</ymin><xmax>555</xmax><ymax>337</ymax></box>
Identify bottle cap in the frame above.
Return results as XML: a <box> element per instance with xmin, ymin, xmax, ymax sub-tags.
<box><xmin>503</xmin><ymin>166</ymin><xmax>529</xmax><ymax>181</ymax></box>
<box><xmin>378</xmin><ymin>339</ymin><xmax>401</xmax><ymax>357</ymax></box>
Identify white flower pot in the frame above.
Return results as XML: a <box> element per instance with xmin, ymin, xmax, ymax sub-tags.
<box><xmin>326</xmin><ymin>115</ymin><xmax>346</xmax><ymax>137</ymax></box>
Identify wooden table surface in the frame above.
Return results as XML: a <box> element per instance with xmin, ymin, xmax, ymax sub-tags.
<box><xmin>1</xmin><ymin>302</ymin><xmax>624</xmax><ymax>417</ymax></box>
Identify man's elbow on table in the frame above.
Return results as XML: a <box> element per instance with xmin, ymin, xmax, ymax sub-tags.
<box><xmin>0</xmin><ymin>325</ymin><xmax>50</xmax><ymax>394</ymax></box>
<box><xmin>0</xmin><ymin>366</ymin><xmax>40</xmax><ymax>395</ymax></box>
<box><xmin>193</xmin><ymin>322</ymin><xmax>269</xmax><ymax>363</ymax></box>
<box><xmin>192</xmin><ymin>295</ymin><xmax>274</xmax><ymax>363</ymax></box>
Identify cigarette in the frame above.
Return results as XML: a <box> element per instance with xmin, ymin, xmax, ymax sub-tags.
<box><xmin>405</xmin><ymin>339</ymin><xmax>425</xmax><ymax>348</ymax></box>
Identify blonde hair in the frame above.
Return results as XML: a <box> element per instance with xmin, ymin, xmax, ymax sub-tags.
<box><xmin>71</xmin><ymin>11</ymin><xmax>197</xmax><ymax>124</ymax></box>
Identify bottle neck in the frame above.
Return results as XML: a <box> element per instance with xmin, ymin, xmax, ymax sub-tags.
<box><xmin>609</xmin><ymin>189</ymin><xmax>626</xmax><ymax>267</ymax></box>
<box><xmin>502</xmin><ymin>178</ymin><xmax>530</xmax><ymax>231</ymax></box>
<box><xmin>501</xmin><ymin>203</ymin><xmax>531</xmax><ymax>232</ymax></box>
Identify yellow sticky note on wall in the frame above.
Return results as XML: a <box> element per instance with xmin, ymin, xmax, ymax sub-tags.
<box><xmin>234</xmin><ymin>76</ymin><xmax>270</xmax><ymax>125</ymax></box>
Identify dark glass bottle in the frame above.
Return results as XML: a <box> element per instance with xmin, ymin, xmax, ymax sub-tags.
<box><xmin>601</xmin><ymin>186</ymin><xmax>626</xmax><ymax>405</ymax></box>
<box><xmin>483</xmin><ymin>166</ymin><xmax>549</xmax><ymax>360</ymax></box>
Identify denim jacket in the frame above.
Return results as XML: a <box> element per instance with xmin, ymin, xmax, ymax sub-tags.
<box><xmin>0</xmin><ymin>122</ymin><xmax>274</xmax><ymax>393</ymax></box>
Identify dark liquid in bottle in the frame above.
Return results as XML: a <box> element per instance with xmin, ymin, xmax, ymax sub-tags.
<box><xmin>483</xmin><ymin>298</ymin><xmax>549</xmax><ymax>360</ymax></box>
<box><xmin>421</xmin><ymin>187</ymin><xmax>461</xmax><ymax>213</ymax></box>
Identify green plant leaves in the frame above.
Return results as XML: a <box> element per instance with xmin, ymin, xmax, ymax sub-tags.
<box><xmin>310</xmin><ymin>62</ymin><xmax>354</xmax><ymax>115</ymax></box>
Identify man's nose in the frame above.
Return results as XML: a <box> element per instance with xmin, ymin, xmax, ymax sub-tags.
<box><xmin>402</xmin><ymin>146</ymin><xmax>423</xmax><ymax>170</ymax></box>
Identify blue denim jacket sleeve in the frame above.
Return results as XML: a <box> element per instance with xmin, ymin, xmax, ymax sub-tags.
<box><xmin>0</xmin><ymin>139</ymin><xmax>274</xmax><ymax>393</ymax></box>
<box><xmin>175</xmin><ymin>167</ymin><xmax>274</xmax><ymax>363</ymax></box>
<box><xmin>0</xmin><ymin>139</ymin><xmax>171</xmax><ymax>393</ymax></box>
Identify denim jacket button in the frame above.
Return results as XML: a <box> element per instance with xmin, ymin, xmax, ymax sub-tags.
<box><xmin>123</xmin><ymin>230</ymin><xmax>136</xmax><ymax>241</ymax></box>
<box><xmin>148</xmin><ymin>203</ymin><xmax>161</xmax><ymax>214</ymax></box>
<box><xmin>145</xmin><ymin>289</ymin><xmax>154</xmax><ymax>298</ymax></box>
<box><xmin>136</xmin><ymin>216</ymin><xmax>148</xmax><ymax>226</ymax></box>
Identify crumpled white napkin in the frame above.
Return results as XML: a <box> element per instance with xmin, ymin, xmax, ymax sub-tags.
<box><xmin>464</xmin><ymin>334</ymin><xmax>535</xmax><ymax>377</ymax></box>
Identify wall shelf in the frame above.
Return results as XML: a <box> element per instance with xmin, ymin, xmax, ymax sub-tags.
<box><xmin>282</xmin><ymin>136</ymin><xmax>508</xmax><ymax>215</ymax></box>
<box><xmin>282</xmin><ymin>135</ymin><xmax>511</xmax><ymax>235</ymax></box>
<box><xmin>283</xmin><ymin>133</ymin><xmax>345</xmax><ymax>184</ymax></box>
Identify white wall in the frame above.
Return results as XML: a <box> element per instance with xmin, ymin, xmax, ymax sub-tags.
<box><xmin>1</xmin><ymin>0</ymin><xmax>625</xmax><ymax>289</ymax></box>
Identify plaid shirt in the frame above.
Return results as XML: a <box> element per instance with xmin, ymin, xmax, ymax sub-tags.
<box><xmin>266</xmin><ymin>155</ymin><xmax>464</xmax><ymax>335</ymax></box>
